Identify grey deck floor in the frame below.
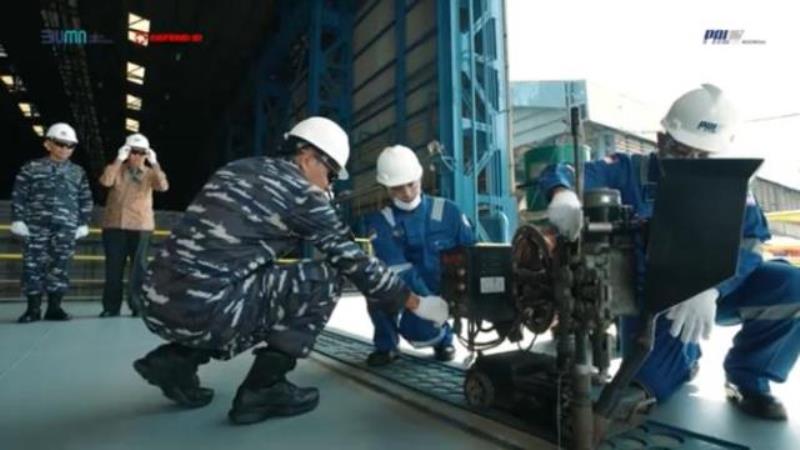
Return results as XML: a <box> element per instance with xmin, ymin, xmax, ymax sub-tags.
<box><xmin>325</xmin><ymin>295</ymin><xmax>800</xmax><ymax>450</ymax></box>
<box><xmin>0</xmin><ymin>302</ymin><xmax>501</xmax><ymax>450</ymax></box>
<box><xmin>2</xmin><ymin>295</ymin><xmax>799</xmax><ymax>450</ymax></box>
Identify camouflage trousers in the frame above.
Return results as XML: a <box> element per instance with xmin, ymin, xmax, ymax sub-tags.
<box><xmin>143</xmin><ymin>260</ymin><xmax>342</xmax><ymax>360</ymax></box>
<box><xmin>257</xmin><ymin>260</ymin><xmax>343</xmax><ymax>358</ymax></box>
<box><xmin>21</xmin><ymin>224</ymin><xmax>77</xmax><ymax>296</ymax></box>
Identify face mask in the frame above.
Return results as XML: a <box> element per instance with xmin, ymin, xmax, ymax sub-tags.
<box><xmin>393</xmin><ymin>195</ymin><xmax>421</xmax><ymax>211</ymax></box>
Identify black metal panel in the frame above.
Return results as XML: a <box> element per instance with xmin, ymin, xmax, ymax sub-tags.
<box><xmin>643</xmin><ymin>158</ymin><xmax>762</xmax><ymax>314</ymax></box>
<box><xmin>440</xmin><ymin>245</ymin><xmax>516</xmax><ymax>323</ymax></box>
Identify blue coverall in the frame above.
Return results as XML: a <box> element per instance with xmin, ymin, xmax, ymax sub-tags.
<box><xmin>365</xmin><ymin>194</ymin><xmax>476</xmax><ymax>352</ymax></box>
<box><xmin>540</xmin><ymin>153</ymin><xmax>800</xmax><ymax>400</ymax></box>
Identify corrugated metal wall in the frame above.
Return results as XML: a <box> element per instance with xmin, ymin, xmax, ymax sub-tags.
<box><xmin>752</xmin><ymin>178</ymin><xmax>800</xmax><ymax>238</ymax></box>
<box><xmin>349</xmin><ymin>0</ymin><xmax>439</xmax><ymax>218</ymax></box>
<box><xmin>219</xmin><ymin>0</ymin><xmax>513</xmax><ymax>239</ymax></box>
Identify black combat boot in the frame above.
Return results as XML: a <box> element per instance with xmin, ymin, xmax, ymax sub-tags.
<box><xmin>43</xmin><ymin>293</ymin><xmax>71</xmax><ymax>321</ymax></box>
<box><xmin>17</xmin><ymin>294</ymin><xmax>43</xmax><ymax>323</ymax></box>
<box><xmin>133</xmin><ymin>343</ymin><xmax>215</xmax><ymax>408</ymax></box>
<box><xmin>229</xmin><ymin>348</ymin><xmax>320</xmax><ymax>425</ymax></box>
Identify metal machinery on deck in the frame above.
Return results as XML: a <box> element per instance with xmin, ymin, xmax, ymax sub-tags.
<box><xmin>441</xmin><ymin>152</ymin><xmax>762</xmax><ymax>448</ymax></box>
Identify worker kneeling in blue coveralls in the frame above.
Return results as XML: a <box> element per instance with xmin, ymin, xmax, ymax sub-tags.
<box><xmin>364</xmin><ymin>145</ymin><xmax>476</xmax><ymax>366</ymax></box>
<box><xmin>541</xmin><ymin>84</ymin><xmax>799</xmax><ymax>421</ymax></box>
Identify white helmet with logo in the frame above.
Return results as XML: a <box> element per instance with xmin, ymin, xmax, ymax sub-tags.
<box><xmin>285</xmin><ymin>117</ymin><xmax>350</xmax><ymax>180</ymax></box>
<box><xmin>125</xmin><ymin>133</ymin><xmax>151</xmax><ymax>150</ymax></box>
<box><xmin>660</xmin><ymin>83</ymin><xmax>738</xmax><ymax>153</ymax></box>
<box><xmin>375</xmin><ymin>145</ymin><xmax>424</xmax><ymax>187</ymax></box>
<box><xmin>45</xmin><ymin>122</ymin><xmax>78</xmax><ymax>144</ymax></box>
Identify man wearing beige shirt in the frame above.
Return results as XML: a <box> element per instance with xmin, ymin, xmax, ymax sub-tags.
<box><xmin>98</xmin><ymin>133</ymin><xmax>168</xmax><ymax>317</ymax></box>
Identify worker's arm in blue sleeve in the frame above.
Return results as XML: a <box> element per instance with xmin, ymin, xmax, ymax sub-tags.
<box><xmin>366</xmin><ymin>214</ymin><xmax>433</xmax><ymax>296</ymax></box>
<box><xmin>10</xmin><ymin>164</ymin><xmax>31</xmax><ymax>222</ymax></box>
<box><xmin>538</xmin><ymin>154</ymin><xmax>630</xmax><ymax>200</ymax></box>
<box><xmin>715</xmin><ymin>200</ymin><xmax>771</xmax><ymax>298</ymax></box>
<box><xmin>450</xmin><ymin>203</ymin><xmax>476</xmax><ymax>247</ymax></box>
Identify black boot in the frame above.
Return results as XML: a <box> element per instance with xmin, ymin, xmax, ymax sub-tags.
<box><xmin>43</xmin><ymin>293</ymin><xmax>71</xmax><ymax>321</ymax></box>
<box><xmin>128</xmin><ymin>296</ymin><xmax>141</xmax><ymax>317</ymax></box>
<box><xmin>434</xmin><ymin>344</ymin><xmax>456</xmax><ymax>362</ymax></box>
<box><xmin>366</xmin><ymin>349</ymin><xmax>399</xmax><ymax>367</ymax></box>
<box><xmin>725</xmin><ymin>382</ymin><xmax>788</xmax><ymax>421</ymax></box>
<box><xmin>17</xmin><ymin>295</ymin><xmax>42</xmax><ymax>323</ymax></box>
<box><xmin>133</xmin><ymin>343</ymin><xmax>215</xmax><ymax>408</ymax></box>
<box><xmin>229</xmin><ymin>348</ymin><xmax>319</xmax><ymax>425</ymax></box>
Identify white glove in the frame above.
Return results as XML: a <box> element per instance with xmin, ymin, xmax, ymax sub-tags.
<box><xmin>117</xmin><ymin>145</ymin><xmax>131</xmax><ymax>162</ymax></box>
<box><xmin>75</xmin><ymin>225</ymin><xmax>90</xmax><ymax>240</ymax></box>
<box><xmin>547</xmin><ymin>190</ymin><xmax>583</xmax><ymax>241</ymax></box>
<box><xmin>10</xmin><ymin>221</ymin><xmax>30</xmax><ymax>237</ymax></box>
<box><xmin>146</xmin><ymin>149</ymin><xmax>158</xmax><ymax>165</ymax></box>
<box><xmin>666</xmin><ymin>288</ymin><xmax>719</xmax><ymax>344</ymax></box>
<box><xmin>413</xmin><ymin>295</ymin><xmax>449</xmax><ymax>326</ymax></box>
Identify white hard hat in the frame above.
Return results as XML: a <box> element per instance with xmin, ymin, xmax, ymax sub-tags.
<box><xmin>125</xmin><ymin>133</ymin><xmax>150</xmax><ymax>150</ymax></box>
<box><xmin>45</xmin><ymin>122</ymin><xmax>78</xmax><ymax>144</ymax></box>
<box><xmin>376</xmin><ymin>145</ymin><xmax>423</xmax><ymax>187</ymax></box>
<box><xmin>285</xmin><ymin>116</ymin><xmax>349</xmax><ymax>180</ymax></box>
<box><xmin>660</xmin><ymin>83</ymin><xmax>738</xmax><ymax>153</ymax></box>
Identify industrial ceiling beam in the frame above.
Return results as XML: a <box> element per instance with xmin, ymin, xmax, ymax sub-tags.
<box><xmin>40</xmin><ymin>0</ymin><xmax>106</xmax><ymax>189</ymax></box>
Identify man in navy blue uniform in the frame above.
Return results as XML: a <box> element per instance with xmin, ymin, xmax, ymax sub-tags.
<box><xmin>540</xmin><ymin>84</ymin><xmax>799</xmax><ymax>420</ymax></box>
<box><xmin>11</xmin><ymin>122</ymin><xmax>93</xmax><ymax>323</ymax></box>
<box><xmin>364</xmin><ymin>145</ymin><xmax>475</xmax><ymax>366</ymax></box>
<box><xmin>133</xmin><ymin>117</ymin><xmax>450</xmax><ymax>425</ymax></box>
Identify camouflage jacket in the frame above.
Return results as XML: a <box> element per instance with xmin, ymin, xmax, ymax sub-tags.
<box><xmin>145</xmin><ymin>157</ymin><xmax>410</xmax><ymax>321</ymax></box>
<box><xmin>11</xmin><ymin>157</ymin><xmax>93</xmax><ymax>228</ymax></box>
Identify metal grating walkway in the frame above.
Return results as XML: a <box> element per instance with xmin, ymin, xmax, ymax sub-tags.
<box><xmin>315</xmin><ymin>330</ymin><xmax>749</xmax><ymax>450</ymax></box>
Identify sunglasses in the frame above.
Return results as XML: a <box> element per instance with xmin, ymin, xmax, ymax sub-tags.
<box><xmin>129</xmin><ymin>149</ymin><xmax>147</xmax><ymax>155</ymax></box>
<box><xmin>51</xmin><ymin>139</ymin><xmax>76</xmax><ymax>150</ymax></box>
<box><xmin>314</xmin><ymin>153</ymin><xmax>339</xmax><ymax>184</ymax></box>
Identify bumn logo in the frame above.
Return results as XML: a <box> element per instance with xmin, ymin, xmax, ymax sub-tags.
<box><xmin>40</xmin><ymin>29</ymin><xmax>113</xmax><ymax>45</ymax></box>
<box><xmin>41</xmin><ymin>29</ymin><xmax>87</xmax><ymax>45</ymax></box>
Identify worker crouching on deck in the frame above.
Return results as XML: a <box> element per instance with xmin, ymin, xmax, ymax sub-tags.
<box><xmin>133</xmin><ymin>116</ymin><xmax>449</xmax><ymax>425</ymax></box>
<box><xmin>364</xmin><ymin>145</ymin><xmax>475</xmax><ymax>366</ymax></box>
<box><xmin>542</xmin><ymin>84</ymin><xmax>800</xmax><ymax>421</ymax></box>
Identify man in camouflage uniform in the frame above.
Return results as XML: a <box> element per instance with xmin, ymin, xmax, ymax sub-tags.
<box><xmin>11</xmin><ymin>123</ymin><xmax>93</xmax><ymax>323</ymax></box>
<box><xmin>133</xmin><ymin>116</ymin><xmax>450</xmax><ymax>425</ymax></box>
